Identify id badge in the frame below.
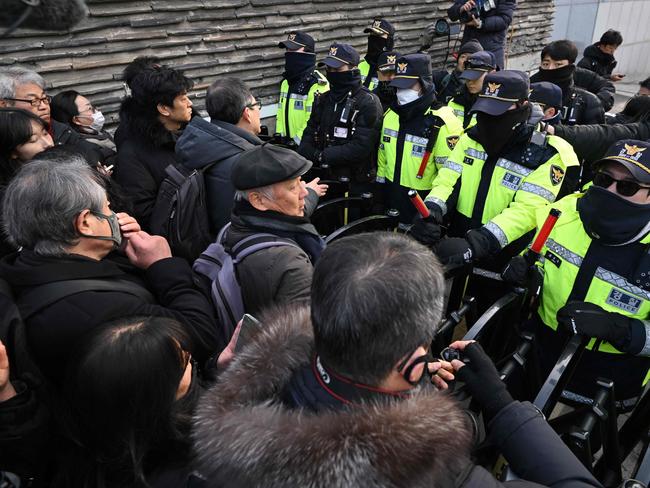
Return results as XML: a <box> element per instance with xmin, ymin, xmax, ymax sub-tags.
<box><xmin>334</xmin><ymin>126</ymin><xmax>349</xmax><ymax>139</ymax></box>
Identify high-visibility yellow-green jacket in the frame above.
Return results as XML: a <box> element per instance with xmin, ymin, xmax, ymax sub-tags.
<box><xmin>359</xmin><ymin>60</ymin><xmax>379</xmax><ymax>91</ymax></box>
<box><xmin>425</xmin><ymin>128</ymin><xmax>579</xmax><ymax>250</ymax></box>
<box><xmin>448</xmin><ymin>98</ymin><xmax>477</xmax><ymax>129</ymax></box>
<box><xmin>277</xmin><ymin>71</ymin><xmax>329</xmax><ymax>144</ymax></box>
<box><xmin>377</xmin><ymin>104</ymin><xmax>462</xmax><ymax>191</ymax></box>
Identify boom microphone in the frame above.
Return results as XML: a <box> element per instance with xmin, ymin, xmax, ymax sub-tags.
<box><xmin>0</xmin><ymin>0</ymin><xmax>88</xmax><ymax>35</ymax></box>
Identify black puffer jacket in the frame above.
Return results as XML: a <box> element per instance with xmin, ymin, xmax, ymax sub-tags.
<box><xmin>577</xmin><ymin>43</ymin><xmax>617</xmax><ymax>79</ymax></box>
<box><xmin>448</xmin><ymin>0</ymin><xmax>515</xmax><ymax>69</ymax></box>
<box><xmin>574</xmin><ymin>66</ymin><xmax>615</xmax><ymax>112</ymax></box>
<box><xmin>433</xmin><ymin>69</ymin><xmax>465</xmax><ymax>103</ymax></box>
<box><xmin>554</xmin><ymin>118</ymin><xmax>650</xmax><ymax>165</ymax></box>
<box><xmin>176</xmin><ymin>117</ymin><xmax>262</xmax><ymax>234</ymax></box>
<box><xmin>114</xmin><ymin>98</ymin><xmax>181</xmax><ymax>230</ymax></box>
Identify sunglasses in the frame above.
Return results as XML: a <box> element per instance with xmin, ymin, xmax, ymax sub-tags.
<box><xmin>593</xmin><ymin>171</ymin><xmax>650</xmax><ymax>197</ymax></box>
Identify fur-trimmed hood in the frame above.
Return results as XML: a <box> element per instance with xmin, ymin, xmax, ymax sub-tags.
<box><xmin>193</xmin><ymin>304</ymin><xmax>474</xmax><ymax>487</ymax></box>
<box><xmin>118</xmin><ymin>96</ymin><xmax>177</xmax><ymax>149</ymax></box>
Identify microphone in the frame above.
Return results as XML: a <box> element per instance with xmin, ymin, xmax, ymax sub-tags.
<box><xmin>0</xmin><ymin>0</ymin><xmax>88</xmax><ymax>34</ymax></box>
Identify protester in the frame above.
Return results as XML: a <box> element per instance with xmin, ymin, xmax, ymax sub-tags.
<box><xmin>0</xmin><ymin>157</ymin><xmax>220</xmax><ymax>383</ymax></box>
<box><xmin>193</xmin><ymin>232</ymin><xmax>601</xmax><ymax>488</ymax></box>
<box><xmin>578</xmin><ymin>29</ymin><xmax>624</xmax><ymax>81</ymax></box>
<box><xmin>606</xmin><ymin>95</ymin><xmax>650</xmax><ymax>124</ymax></box>
<box><xmin>114</xmin><ymin>65</ymin><xmax>194</xmax><ymax>230</ymax></box>
<box><xmin>50</xmin><ymin>89</ymin><xmax>116</xmax><ymax>163</ymax></box>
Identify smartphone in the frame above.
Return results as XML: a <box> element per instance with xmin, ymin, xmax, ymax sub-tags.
<box><xmin>236</xmin><ymin>313</ymin><xmax>262</xmax><ymax>351</ymax></box>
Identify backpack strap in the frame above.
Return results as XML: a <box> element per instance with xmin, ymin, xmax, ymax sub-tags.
<box><xmin>17</xmin><ymin>278</ymin><xmax>155</xmax><ymax>320</ymax></box>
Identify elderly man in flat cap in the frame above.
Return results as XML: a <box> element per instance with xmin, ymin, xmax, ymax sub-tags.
<box><xmin>221</xmin><ymin>143</ymin><xmax>327</xmax><ymax>315</ymax></box>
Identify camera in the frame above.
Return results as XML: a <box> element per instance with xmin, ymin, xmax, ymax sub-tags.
<box><xmin>459</xmin><ymin>5</ymin><xmax>480</xmax><ymax>23</ymax></box>
<box><xmin>441</xmin><ymin>347</ymin><xmax>467</xmax><ymax>363</ymax></box>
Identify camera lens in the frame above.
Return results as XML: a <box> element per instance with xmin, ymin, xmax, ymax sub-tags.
<box><xmin>441</xmin><ymin>347</ymin><xmax>461</xmax><ymax>362</ymax></box>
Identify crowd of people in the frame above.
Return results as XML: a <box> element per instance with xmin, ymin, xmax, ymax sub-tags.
<box><xmin>0</xmin><ymin>6</ymin><xmax>649</xmax><ymax>487</ymax></box>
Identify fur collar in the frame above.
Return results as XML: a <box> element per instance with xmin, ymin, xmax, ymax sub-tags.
<box><xmin>118</xmin><ymin>97</ymin><xmax>176</xmax><ymax>149</ymax></box>
<box><xmin>193</xmin><ymin>304</ymin><xmax>473</xmax><ymax>487</ymax></box>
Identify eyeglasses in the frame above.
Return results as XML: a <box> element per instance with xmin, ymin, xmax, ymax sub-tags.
<box><xmin>246</xmin><ymin>100</ymin><xmax>262</xmax><ymax>111</ymax></box>
<box><xmin>4</xmin><ymin>95</ymin><xmax>51</xmax><ymax>107</ymax></box>
<box><xmin>594</xmin><ymin>171</ymin><xmax>650</xmax><ymax>197</ymax></box>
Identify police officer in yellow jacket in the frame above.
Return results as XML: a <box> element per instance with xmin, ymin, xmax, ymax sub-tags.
<box><xmin>376</xmin><ymin>53</ymin><xmax>462</xmax><ymax>224</ymax></box>
<box><xmin>410</xmin><ymin>71</ymin><xmax>579</xmax><ymax>268</ymax></box>
<box><xmin>373</xmin><ymin>50</ymin><xmax>401</xmax><ymax>113</ymax></box>
<box><xmin>277</xmin><ymin>31</ymin><xmax>329</xmax><ymax>146</ymax></box>
<box><xmin>448</xmin><ymin>50</ymin><xmax>497</xmax><ymax>130</ymax></box>
<box><xmin>359</xmin><ymin>18</ymin><xmax>396</xmax><ymax>92</ymax></box>
<box><xmin>504</xmin><ymin>139</ymin><xmax>650</xmax><ymax>406</ymax></box>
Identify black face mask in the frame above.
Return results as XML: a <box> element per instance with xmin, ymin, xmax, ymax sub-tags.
<box><xmin>376</xmin><ymin>80</ymin><xmax>396</xmax><ymax>99</ymax></box>
<box><xmin>475</xmin><ymin>104</ymin><xmax>531</xmax><ymax>156</ymax></box>
<box><xmin>578</xmin><ymin>185</ymin><xmax>650</xmax><ymax>245</ymax></box>
<box><xmin>283</xmin><ymin>51</ymin><xmax>316</xmax><ymax>82</ymax></box>
<box><xmin>535</xmin><ymin>64</ymin><xmax>576</xmax><ymax>97</ymax></box>
<box><xmin>326</xmin><ymin>69</ymin><xmax>362</xmax><ymax>100</ymax></box>
<box><xmin>366</xmin><ymin>36</ymin><xmax>389</xmax><ymax>64</ymax></box>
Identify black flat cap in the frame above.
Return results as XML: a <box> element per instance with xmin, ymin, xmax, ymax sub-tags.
<box><xmin>232</xmin><ymin>143</ymin><xmax>313</xmax><ymax>190</ymax></box>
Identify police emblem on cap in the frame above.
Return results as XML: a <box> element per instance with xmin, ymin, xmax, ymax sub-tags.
<box><xmin>288</xmin><ymin>33</ymin><xmax>296</xmax><ymax>41</ymax></box>
<box><xmin>387</xmin><ymin>55</ymin><xmax>396</xmax><ymax>64</ymax></box>
<box><xmin>486</xmin><ymin>82</ymin><xmax>501</xmax><ymax>96</ymax></box>
<box><xmin>397</xmin><ymin>62</ymin><xmax>408</xmax><ymax>74</ymax></box>
<box><xmin>329</xmin><ymin>46</ymin><xmax>338</xmax><ymax>56</ymax></box>
<box><xmin>550</xmin><ymin>164</ymin><xmax>564</xmax><ymax>186</ymax></box>
<box><xmin>446</xmin><ymin>135</ymin><xmax>459</xmax><ymax>150</ymax></box>
<box><xmin>373</xmin><ymin>19</ymin><xmax>382</xmax><ymax>29</ymax></box>
<box><xmin>621</xmin><ymin>143</ymin><xmax>647</xmax><ymax>161</ymax></box>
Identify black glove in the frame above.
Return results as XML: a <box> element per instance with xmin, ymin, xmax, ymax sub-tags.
<box><xmin>556</xmin><ymin>301</ymin><xmax>636</xmax><ymax>353</ymax></box>
<box><xmin>410</xmin><ymin>202</ymin><xmax>444</xmax><ymax>247</ymax></box>
<box><xmin>455</xmin><ymin>342</ymin><xmax>514</xmax><ymax>421</ymax></box>
<box><xmin>436</xmin><ymin>230</ymin><xmax>499</xmax><ymax>266</ymax></box>
<box><xmin>502</xmin><ymin>255</ymin><xmax>544</xmax><ymax>295</ymax></box>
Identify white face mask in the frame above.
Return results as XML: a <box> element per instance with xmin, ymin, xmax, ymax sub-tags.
<box><xmin>396</xmin><ymin>88</ymin><xmax>421</xmax><ymax>106</ymax></box>
<box><xmin>89</xmin><ymin>110</ymin><xmax>105</xmax><ymax>132</ymax></box>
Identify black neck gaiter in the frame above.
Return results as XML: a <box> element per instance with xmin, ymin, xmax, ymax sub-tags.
<box><xmin>578</xmin><ymin>186</ymin><xmax>650</xmax><ymax>246</ymax></box>
<box><xmin>283</xmin><ymin>52</ymin><xmax>316</xmax><ymax>83</ymax></box>
<box><xmin>326</xmin><ymin>69</ymin><xmax>362</xmax><ymax>101</ymax></box>
<box><xmin>365</xmin><ymin>36</ymin><xmax>389</xmax><ymax>64</ymax></box>
<box><xmin>535</xmin><ymin>65</ymin><xmax>576</xmax><ymax>101</ymax></box>
<box><xmin>474</xmin><ymin>105</ymin><xmax>531</xmax><ymax>156</ymax></box>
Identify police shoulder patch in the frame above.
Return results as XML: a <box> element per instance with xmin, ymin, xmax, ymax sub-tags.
<box><xmin>550</xmin><ymin>164</ymin><xmax>564</xmax><ymax>186</ymax></box>
<box><xmin>446</xmin><ymin>135</ymin><xmax>459</xmax><ymax>150</ymax></box>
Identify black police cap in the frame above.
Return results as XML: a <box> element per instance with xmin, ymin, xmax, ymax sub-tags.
<box><xmin>377</xmin><ymin>51</ymin><xmax>401</xmax><ymax>72</ymax></box>
<box><xmin>470</xmin><ymin>70</ymin><xmax>530</xmax><ymax>116</ymax></box>
<box><xmin>231</xmin><ymin>143</ymin><xmax>313</xmax><ymax>191</ymax></box>
<box><xmin>460</xmin><ymin>51</ymin><xmax>497</xmax><ymax>81</ymax></box>
<box><xmin>530</xmin><ymin>81</ymin><xmax>563</xmax><ymax>109</ymax></box>
<box><xmin>318</xmin><ymin>43</ymin><xmax>360</xmax><ymax>68</ymax></box>
<box><xmin>595</xmin><ymin>139</ymin><xmax>650</xmax><ymax>184</ymax></box>
<box><xmin>278</xmin><ymin>31</ymin><xmax>315</xmax><ymax>53</ymax></box>
<box><xmin>364</xmin><ymin>18</ymin><xmax>395</xmax><ymax>37</ymax></box>
<box><xmin>390</xmin><ymin>53</ymin><xmax>433</xmax><ymax>89</ymax></box>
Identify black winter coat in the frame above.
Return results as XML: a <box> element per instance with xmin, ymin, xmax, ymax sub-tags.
<box><xmin>114</xmin><ymin>98</ymin><xmax>181</xmax><ymax>230</ymax></box>
<box><xmin>448</xmin><ymin>0</ymin><xmax>515</xmax><ymax>69</ymax></box>
<box><xmin>574</xmin><ymin>66</ymin><xmax>616</xmax><ymax>112</ymax></box>
<box><xmin>50</xmin><ymin>119</ymin><xmax>109</xmax><ymax>164</ymax></box>
<box><xmin>554</xmin><ymin>118</ymin><xmax>650</xmax><ymax>166</ymax></box>
<box><xmin>578</xmin><ymin>43</ymin><xmax>617</xmax><ymax>79</ymax></box>
<box><xmin>176</xmin><ymin>117</ymin><xmax>262</xmax><ymax>234</ymax></box>
<box><xmin>299</xmin><ymin>84</ymin><xmax>382</xmax><ymax>184</ymax></box>
<box><xmin>0</xmin><ymin>251</ymin><xmax>219</xmax><ymax>382</ymax></box>
<box><xmin>433</xmin><ymin>68</ymin><xmax>465</xmax><ymax>103</ymax></box>
<box><xmin>192</xmin><ymin>304</ymin><xmax>602</xmax><ymax>488</ymax></box>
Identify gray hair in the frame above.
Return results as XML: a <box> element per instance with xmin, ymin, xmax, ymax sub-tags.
<box><xmin>0</xmin><ymin>66</ymin><xmax>45</xmax><ymax>100</ymax></box>
<box><xmin>234</xmin><ymin>185</ymin><xmax>276</xmax><ymax>203</ymax></box>
<box><xmin>3</xmin><ymin>156</ymin><xmax>106</xmax><ymax>256</ymax></box>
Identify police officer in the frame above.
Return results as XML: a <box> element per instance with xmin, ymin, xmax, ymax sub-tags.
<box><xmin>376</xmin><ymin>53</ymin><xmax>462</xmax><ymax>224</ymax></box>
<box><xmin>358</xmin><ymin>18</ymin><xmax>396</xmax><ymax>92</ymax></box>
<box><xmin>529</xmin><ymin>81</ymin><xmax>563</xmax><ymax>126</ymax></box>
<box><xmin>277</xmin><ymin>31</ymin><xmax>329</xmax><ymax>146</ymax></box>
<box><xmin>432</xmin><ymin>38</ymin><xmax>483</xmax><ymax>104</ymax></box>
<box><xmin>411</xmin><ymin>71</ymin><xmax>579</xmax><ymax>270</ymax></box>
<box><xmin>503</xmin><ymin>139</ymin><xmax>650</xmax><ymax>407</ymax></box>
<box><xmin>447</xmin><ymin>50</ymin><xmax>497</xmax><ymax>129</ymax></box>
<box><xmin>373</xmin><ymin>50</ymin><xmax>400</xmax><ymax>113</ymax></box>
<box><xmin>298</xmin><ymin>43</ymin><xmax>383</xmax><ymax>194</ymax></box>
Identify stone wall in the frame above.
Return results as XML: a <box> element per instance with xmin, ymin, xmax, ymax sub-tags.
<box><xmin>1</xmin><ymin>0</ymin><xmax>554</xmax><ymax>129</ymax></box>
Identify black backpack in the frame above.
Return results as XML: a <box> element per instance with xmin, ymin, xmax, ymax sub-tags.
<box><xmin>149</xmin><ymin>163</ymin><xmax>214</xmax><ymax>262</ymax></box>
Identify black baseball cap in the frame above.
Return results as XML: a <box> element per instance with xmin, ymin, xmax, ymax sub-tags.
<box><xmin>460</xmin><ymin>51</ymin><xmax>497</xmax><ymax>81</ymax></box>
<box><xmin>364</xmin><ymin>18</ymin><xmax>395</xmax><ymax>37</ymax></box>
<box><xmin>377</xmin><ymin>51</ymin><xmax>400</xmax><ymax>73</ymax></box>
<box><xmin>530</xmin><ymin>81</ymin><xmax>563</xmax><ymax>109</ymax></box>
<box><xmin>278</xmin><ymin>31</ymin><xmax>315</xmax><ymax>53</ymax></box>
<box><xmin>594</xmin><ymin>139</ymin><xmax>650</xmax><ymax>184</ymax></box>
<box><xmin>470</xmin><ymin>70</ymin><xmax>530</xmax><ymax>116</ymax></box>
<box><xmin>318</xmin><ymin>43</ymin><xmax>360</xmax><ymax>68</ymax></box>
<box><xmin>231</xmin><ymin>143</ymin><xmax>313</xmax><ymax>190</ymax></box>
<box><xmin>390</xmin><ymin>53</ymin><xmax>432</xmax><ymax>89</ymax></box>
